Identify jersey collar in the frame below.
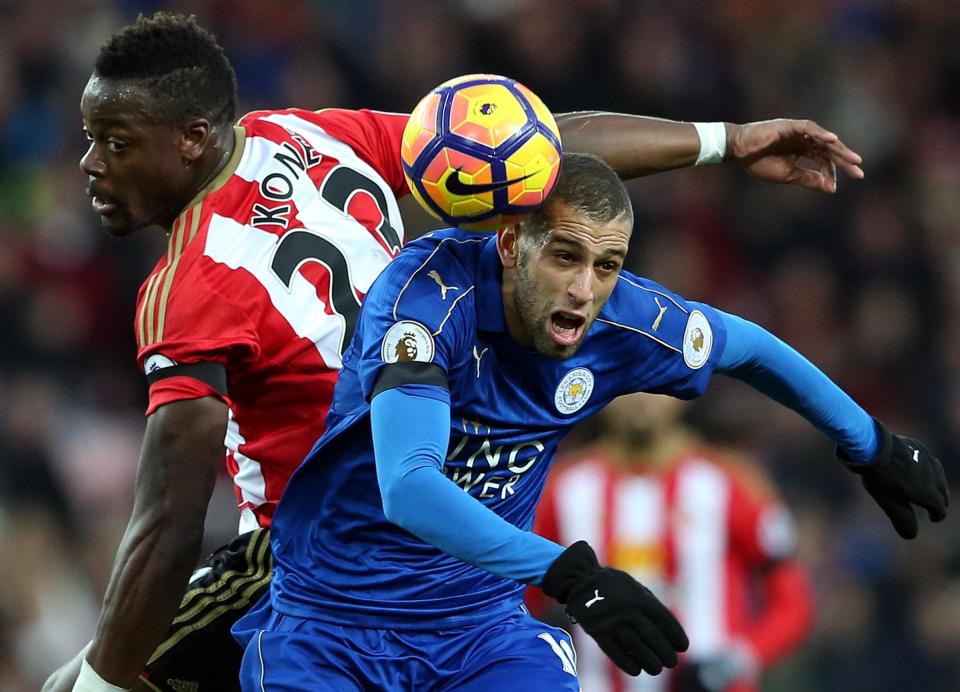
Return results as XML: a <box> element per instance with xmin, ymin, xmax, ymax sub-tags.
<box><xmin>476</xmin><ymin>234</ymin><xmax>507</xmax><ymax>333</ymax></box>
<box><xmin>168</xmin><ymin>126</ymin><xmax>247</xmax><ymax>234</ymax></box>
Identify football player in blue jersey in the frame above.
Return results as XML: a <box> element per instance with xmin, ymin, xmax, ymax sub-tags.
<box><xmin>232</xmin><ymin>153</ymin><xmax>947</xmax><ymax>691</ymax></box>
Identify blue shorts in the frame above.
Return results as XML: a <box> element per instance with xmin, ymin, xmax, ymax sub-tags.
<box><xmin>233</xmin><ymin>598</ymin><xmax>580</xmax><ymax>691</ymax></box>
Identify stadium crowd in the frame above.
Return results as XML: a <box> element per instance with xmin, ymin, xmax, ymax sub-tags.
<box><xmin>1</xmin><ymin>0</ymin><xmax>959</xmax><ymax>689</ymax></box>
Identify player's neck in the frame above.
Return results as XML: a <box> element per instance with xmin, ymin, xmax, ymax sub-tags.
<box><xmin>192</xmin><ymin>129</ymin><xmax>235</xmax><ymax>197</ymax></box>
<box><xmin>500</xmin><ymin>268</ymin><xmax>533</xmax><ymax>347</ymax></box>
<box><xmin>163</xmin><ymin>129</ymin><xmax>235</xmax><ymax>231</ymax></box>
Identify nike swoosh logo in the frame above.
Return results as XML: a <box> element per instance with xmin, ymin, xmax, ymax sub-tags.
<box><xmin>444</xmin><ymin>167</ymin><xmax>536</xmax><ymax>196</ymax></box>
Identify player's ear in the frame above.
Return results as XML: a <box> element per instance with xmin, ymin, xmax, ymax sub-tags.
<box><xmin>179</xmin><ymin>118</ymin><xmax>212</xmax><ymax>163</ymax></box>
<box><xmin>497</xmin><ymin>226</ymin><xmax>520</xmax><ymax>268</ymax></box>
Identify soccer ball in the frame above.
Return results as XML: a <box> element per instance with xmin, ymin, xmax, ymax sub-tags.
<box><xmin>401</xmin><ymin>74</ymin><xmax>563</xmax><ymax>230</ymax></box>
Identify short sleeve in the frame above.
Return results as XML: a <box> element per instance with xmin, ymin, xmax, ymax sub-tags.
<box><xmin>352</xmin><ymin>240</ymin><xmax>473</xmax><ymax>401</ymax></box>
<box><xmin>136</xmin><ymin>270</ymin><xmax>260</xmax><ymax>415</ymax></box>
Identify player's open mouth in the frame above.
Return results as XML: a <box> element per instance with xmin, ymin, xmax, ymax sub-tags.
<box><xmin>87</xmin><ymin>184</ymin><xmax>122</xmax><ymax>216</ymax></box>
<box><xmin>91</xmin><ymin>195</ymin><xmax>121</xmax><ymax>216</ymax></box>
<box><xmin>549</xmin><ymin>311</ymin><xmax>586</xmax><ymax>347</ymax></box>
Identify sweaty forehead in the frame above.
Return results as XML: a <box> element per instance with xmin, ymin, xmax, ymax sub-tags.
<box><xmin>81</xmin><ymin>75</ymin><xmax>157</xmax><ymax>126</ymax></box>
<box><xmin>546</xmin><ymin>210</ymin><xmax>632</xmax><ymax>256</ymax></box>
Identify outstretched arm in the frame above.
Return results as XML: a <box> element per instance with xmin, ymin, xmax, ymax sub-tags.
<box><xmin>67</xmin><ymin>396</ymin><xmax>227</xmax><ymax>690</ymax></box>
<box><xmin>712</xmin><ymin>308</ymin><xmax>879</xmax><ymax>460</ymax></box>
<box><xmin>710</xmin><ymin>307</ymin><xmax>948</xmax><ymax>537</ymax></box>
<box><xmin>556</xmin><ymin>112</ymin><xmax>864</xmax><ymax>192</ymax></box>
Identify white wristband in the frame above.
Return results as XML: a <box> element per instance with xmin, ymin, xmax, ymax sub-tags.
<box><xmin>72</xmin><ymin>658</ymin><xmax>129</xmax><ymax>692</ymax></box>
<box><xmin>693</xmin><ymin>122</ymin><xmax>727</xmax><ymax>165</ymax></box>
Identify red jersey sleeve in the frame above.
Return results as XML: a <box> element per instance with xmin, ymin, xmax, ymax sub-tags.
<box><xmin>726</xmin><ymin>462</ymin><xmax>815</xmax><ymax>667</ymax></box>
<box><xmin>727</xmin><ymin>464</ymin><xmax>797</xmax><ymax>565</ymax></box>
<box><xmin>740</xmin><ymin>561</ymin><xmax>815</xmax><ymax>667</ymax></box>
<box><xmin>136</xmin><ymin>264</ymin><xmax>260</xmax><ymax>415</ymax></box>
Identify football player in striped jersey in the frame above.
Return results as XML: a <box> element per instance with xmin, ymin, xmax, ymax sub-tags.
<box><xmin>531</xmin><ymin>393</ymin><xmax>815</xmax><ymax>692</ymax></box>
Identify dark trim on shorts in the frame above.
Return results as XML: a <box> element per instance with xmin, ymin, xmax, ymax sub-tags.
<box><xmin>145</xmin><ymin>528</ymin><xmax>272</xmax><ymax>666</ymax></box>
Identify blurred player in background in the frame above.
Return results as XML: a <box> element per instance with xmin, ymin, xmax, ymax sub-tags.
<box><xmin>47</xmin><ymin>10</ymin><xmax>869</xmax><ymax>692</ymax></box>
<box><xmin>531</xmin><ymin>392</ymin><xmax>814</xmax><ymax>692</ymax></box>
<box><xmin>235</xmin><ymin>153</ymin><xmax>945</xmax><ymax>690</ymax></box>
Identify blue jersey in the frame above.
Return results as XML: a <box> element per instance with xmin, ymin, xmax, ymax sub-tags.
<box><xmin>269</xmin><ymin>228</ymin><xmax>728</xmax><ymax>629</ymax></box>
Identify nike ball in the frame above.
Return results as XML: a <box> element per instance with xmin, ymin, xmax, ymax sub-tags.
<box><xmin>400</xmin><ymin>74</ymin><xmax>563</xmax><ymax>231</ymax></box>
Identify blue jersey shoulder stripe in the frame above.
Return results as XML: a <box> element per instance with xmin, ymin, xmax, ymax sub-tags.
<box><xmin>432</xmin><ymin>285</ymin><xmax>475</xmax><ymax>336</ymax></box>
<box><xmin>616</xmin><ymin>274</ymin><xmax>689</xmax><ymax>314</ymax></box>
<box><xmin>601</xmin><ymin>272</ymin><xmax>694</xmax><ymax>353</ymax></box>
<box><xmin>391</xmin><ymin>236</ymin><xmax>487</xmax><ymax>321</ymax></box>
<box><xmin>595</xmin><ymin>317</ymin><xmax>681</xmax><ymax>353</ymax></box>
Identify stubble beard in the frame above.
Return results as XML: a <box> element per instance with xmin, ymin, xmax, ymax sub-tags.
<box><xmin>513</xmin><ymin>249</ymin><xmax>572</xmax><ymax>360</ymax></box>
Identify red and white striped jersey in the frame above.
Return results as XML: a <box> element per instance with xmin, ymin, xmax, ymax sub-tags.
<box><xmin>135</xmin><ymin>108</ymin><xmax>409</xmax><ymax>532</ymax></box>
<box><xmin>532</xmin><ymin>448</ymin><xmax>814</xmax><ymax>692</ymax></box>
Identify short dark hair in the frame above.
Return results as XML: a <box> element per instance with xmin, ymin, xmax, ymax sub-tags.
<box><xmin>520</xmin><ymin>153</ymin><xmax>634</xmax><ymax>239</ymax></box>
<box><xmin>94</xmin><ymin>12</ymin><xmax>237</xmax><ymax>127</ymax></box>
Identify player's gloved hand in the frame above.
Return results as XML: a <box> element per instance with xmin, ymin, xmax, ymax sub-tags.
<box><xmin>839</xmin><ymin>419</ymin><xmax>949</xmax><ymax>539</ymax></box>
<box><xmin>541</xmin><ymin>541</ymin><xmax>688</xmax><ymax>676</ymax></box>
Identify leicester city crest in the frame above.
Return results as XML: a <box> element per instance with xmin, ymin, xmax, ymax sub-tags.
<box><xmin>555</xmin><ymin>367</ymin><xmax>595</xmax><ymax>415</ymax></box>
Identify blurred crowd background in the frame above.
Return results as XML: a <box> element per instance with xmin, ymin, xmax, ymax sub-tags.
<box><xmin>1</xmin><ymin>0</ymin><xmax>959</xmax><ymax>689</ymax></box>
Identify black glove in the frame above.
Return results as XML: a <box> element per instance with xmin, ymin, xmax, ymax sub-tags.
<box><xmin>541</xmin><ymin>541</ymin><xmax>688</xmax><ymax>676</ymax></box>
<box><xmin>839</xmin><ymin>419</ymin><xmax>949</xmax><ymax>539</ymax></box>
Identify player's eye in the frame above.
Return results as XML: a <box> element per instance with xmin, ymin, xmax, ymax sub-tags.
<box><xmin>82</xmin><ymin>129</ymin><xmax>93</xmax><ymax>142</ymax></box>
<box><xmin>106</xmin><ymin>139</ymin><xmax>126</xmax><ymax>153</ymax></box>
<box><xmin>555</xmin><ymin>251</ymin><xmax>575</xmax><ymax>265</ymax></box>
<box><xmin>598</xmin><ymin>260</ymin><xmax>621</xmax><ymax>274</ymax></box>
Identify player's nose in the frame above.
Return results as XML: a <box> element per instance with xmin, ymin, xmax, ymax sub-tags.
<box><xmin>567</xmin><ymin>267</ymin><xmax>594</xmax><ymax>304</ymax></box>
<box><xmin>80</xmin><ymin>143</ymin><xmax>106</xmax><ymax>177</ymax></box>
